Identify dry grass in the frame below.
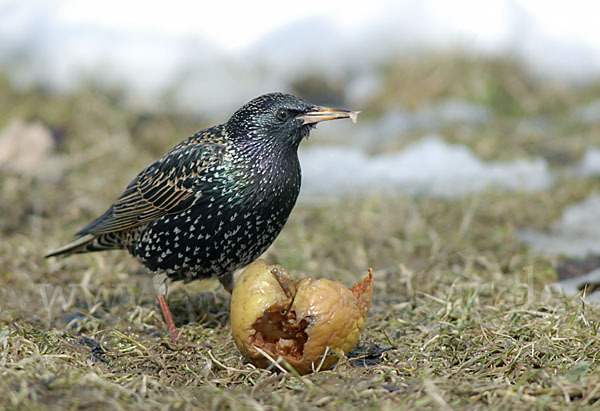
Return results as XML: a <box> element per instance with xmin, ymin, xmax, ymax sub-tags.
<box><xmin>2</xmin><ymin>54</ymin><xmax>600</xmax><ymax>410</ymax></box>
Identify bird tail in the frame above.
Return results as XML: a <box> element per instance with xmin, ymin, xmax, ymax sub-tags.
<box><xmin>45</xmin><ymin>234</ymin><xmax>101</xmax><ymax>258</ymax></box>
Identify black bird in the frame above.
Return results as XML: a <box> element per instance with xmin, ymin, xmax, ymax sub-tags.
<box><xmin>46</xmin><ymin>92</ymin><xmax>357</xmax><ymax>340</ymax></box>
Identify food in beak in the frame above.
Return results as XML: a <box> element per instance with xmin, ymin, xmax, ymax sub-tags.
<box><xmin>298</xmin><ymin>106</ymin><xmax>359</xmax><ymax>125</ymax></box>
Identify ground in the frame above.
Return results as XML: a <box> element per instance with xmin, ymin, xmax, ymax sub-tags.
<box><xmin>2</xmin><ymin>55</ymin><xmax>600</xmax><ymax>410</ymax></box>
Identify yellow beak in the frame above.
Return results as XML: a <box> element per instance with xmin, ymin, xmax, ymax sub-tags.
<box><xmin>297</xmin><ymin>106</ymin><xmax>359</xmax><ymax>125</ymax></box>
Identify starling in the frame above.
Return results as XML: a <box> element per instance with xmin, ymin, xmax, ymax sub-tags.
<box><xmin>46</xmin><ymin>92</ymin><xmax>358</xmax><ymax>340</ymax></box>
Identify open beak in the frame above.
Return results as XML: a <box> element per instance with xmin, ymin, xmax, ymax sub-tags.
<box><xmin>297</xmin><ymin>106</ymin><xmax>359</xmax><ymax>125</ymax></box>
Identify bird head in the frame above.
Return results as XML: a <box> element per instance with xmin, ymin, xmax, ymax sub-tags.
<box><xmin>226</xmin><ymin>93</ymin><xmax>357</xmax><ymax>150</ymax></box>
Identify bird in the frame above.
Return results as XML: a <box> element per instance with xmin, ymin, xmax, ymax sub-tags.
<box><xmin>46</xmin><ymin>92</ymin><xmax>358</xmax><ymax>341</ymax></box>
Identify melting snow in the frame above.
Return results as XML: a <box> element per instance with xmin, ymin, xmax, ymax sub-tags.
<box><xmin>517</xmin><ymin>195</ymin><xmax>600</xmax><ymax>257</ymax></box>
<box><xmin>551</xmin><ymin>269</ymin><xmax>600</xmax><ymax>303</ymax></box>
<box><xmin>299</xmin><ymin>136</ymin><xmax>553</xmax><ymax>198</ymax></box>
<box><xmin>574</xmin><ymin>148</ymin><xmax>600</xmax><ymax>177</ymax></box>
<box><xmin>3</xmin><ymin>1</ymin><xmax>600</xmax><ymax>113</ymax></box>
<box><xmin>573</xmin><ymin>99</ymin><xmax>600</xmax><ymax>125</ymax></box>
<box><xmin>318</xmin><ymin>100</ymin><xmax>492</xmax><ymax>149</ymax></box>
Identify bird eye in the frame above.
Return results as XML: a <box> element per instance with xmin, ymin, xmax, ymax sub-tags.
<box><xmin>276</xmin><ymin>108</ymin><xmax>289</xmax><ymax>122</ymax></box>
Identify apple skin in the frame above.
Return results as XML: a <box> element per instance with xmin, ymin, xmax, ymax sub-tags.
<box><xmin>230</xmin><ymin>259</ymin><xmax>373</xmax><ymax>374</ymax></box>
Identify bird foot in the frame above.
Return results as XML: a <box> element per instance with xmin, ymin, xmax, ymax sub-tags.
<box><xmin>156</xmin><ymin>294</ymin><xmax>183</xmax><ymax>343</ymax></box>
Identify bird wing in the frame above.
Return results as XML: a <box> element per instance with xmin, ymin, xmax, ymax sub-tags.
<box><xmin>77</xmin><ymin>134</ymin><xmax>227</xmax><ymax>236</ymax></box>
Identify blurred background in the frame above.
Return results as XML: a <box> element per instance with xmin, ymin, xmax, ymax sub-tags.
<box><xmin>3</xmin><ymin>0</ymin><xmax>600</xmax><ymax>272</ymax></box>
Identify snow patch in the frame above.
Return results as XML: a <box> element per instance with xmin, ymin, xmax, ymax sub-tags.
<box><xmin>517</xmin><ymin>195</ymin><xmax>600</xmax><ymax>257</ymax></box>
<box><xmin>299</xmin><ymin>135</ymin><xmax>553</xmax><ymax>198</ymax></box>
<box><xmin>574</xmin><ymin>148</ymin><xmax>600</xmax><ymax>177</ymax></box>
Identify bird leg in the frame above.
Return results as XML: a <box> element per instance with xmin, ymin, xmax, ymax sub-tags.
<box><xmin>153</xmin><ymin>273</ymin><xmax>180</xmax><ymax>342</ymax></box>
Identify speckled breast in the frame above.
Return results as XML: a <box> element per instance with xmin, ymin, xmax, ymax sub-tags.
<box><xmin>130</xmin><ymin>166</ymin><xmax>301</xmax><ymax>282</ymax></box>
